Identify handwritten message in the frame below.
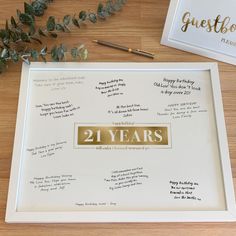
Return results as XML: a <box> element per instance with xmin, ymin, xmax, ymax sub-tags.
<box><xmin>29</xmin><ymin>175</ymin><xmax>77</xmax><ymax>192</ymax></box>
<box><xmin>157</xmin><ymin>102</ymin><xmax>207</xmax><ymax>119</ymax></box>
<box><xmin>169</xmin><ymin>180</ymin><xmax>202</xmax><ymax>201</ymax></box>
<box><xmin>35</xmin><ymin>100</ymin><xmax>80</xmax><ymax>119</ymax></box>
<box><xmin>33</xmin><ymin>76</ymin><xmax>85</xmax><ymax>91</ymax></box>
<box><xmin>75</xmin><ymin>201</ymin><xmax>117</xmax><ymax>208</ymax></box>
<box><xmin>95</xmin><ymin>79</ymin><xmax>126</xmax><ymax>97</ymax></box>
<box><xmin>108</xmin><ymin>103</ymin><xmax>149</xmax><ymax>117</ymax></box>
<box><xmin>26</xmin><ymin>141</ymin><xmax>67</xmax><ymax>158</ymax></box>
<box><xmin>104</xmin><ymin>167</ymin><xmax>149</xmax><ymax>191</ymax></box>
<box><xmin>154</xmin><ymin>78</ymin><xmax>201</xmax><ymax>96</ymax></box>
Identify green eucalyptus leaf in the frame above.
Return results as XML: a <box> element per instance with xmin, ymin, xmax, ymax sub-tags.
<box><xmin>29</xmin><ymin>24</ymin><xmax>36</xmax><ymax>35</ymax></box>
<box><xmin>63</xmin><ymin>15</ymin><xmax>71</xmax><ymax>26</ymax></box>
<box><xmin>88</xmin><ymin>13</ymin><xmax>97</xmax><ymax>23</ymax></box>
<box><xmin>3</xmin><ymin>40</ymin><xmax>10</xmax><ymax>48</ymax></box>
<box><xmin>79</xmin><ymin>47</ymin><xmax>88</xmax><ymax>60</ymax></box>
<box><xmin>30</xmin><ymin>36</ymin><xmax>42</xmax><ymax>44</ymax></box>
<box><xmin>37</xmin><ymin>1</ymin><xmax>47</xmax><ymax>10</ymax></box>
<box><xmin>30</xmin><ymin>49</ymin><xmax>39</xmax><ymax>60</ymax></box>
<box><xmin>71</xmin><ymin>47</ymin><xmax>78</xmax><ymax>59</ymax></box>
<box><xmin>79</xmin><ymin>11</ymin><xmax>87</xmax><ymax>21</ymax></box>
<box><xmin>0</xmin><ymin>30</ymin><xmax>6</xmax><ymax>39</ymax></box>
<box><xmin>19</xmin><ymin>13</ymin><xmax>34</xmax><ymax>25</ymax></box>
<box><xmin>4</xmin><ymin>21</ymin><xmax>10</xmax><ymax>41</ymax></box>
<box><xmin>9</xmin><ymin>30</ymin><xmax>18</xmax><ymax>42</ymax></box>
<box><xmin>20</xmin><ymin>32</ymin><xmax>30</xmax><ymax>42</ymax></box>
<box><xmin>32</xmin><ymin>1</ymin><xmax>45</xmax><ymax>16</ymax></box>
<box><xmin>71</xmin><ymin>45</ymin><xmax>88</xmax><ymax>61</ymax></box>
<box><xmin>60</xmin><ymin>44</ymin><xmax>67</xmax><ymax>51</ymax></box>
<box><xmin>97</xmin><ymin>3</ymin><xmax>105</xmax><ymax>18</ymax></box>
<box><xmin>108</xmin><ymin>0</ymin><xmax>117</xmax><ymax>12</ymax></box>
<box><xmin>55</xmin><ymin>24</ymin><xmax>65</xmax><ymax>32</ymax></box>
<box><xmin>47</xmin><ymin>16</ymin><xmax>55</xmax><ymax>31</ymax></box>
<box><xmin>10</xmin><ymin>50</ymin><xmax>19</xmax><ymax>62</ymax></box>
<box><xmin>21</xmin><ymin>55</ymin><xmax>30</xmax><ymax>65</ymax></box>
<box><xmin>105</xmin><ymin>0</ymin><xmax>114</xmax><ymax>14</ymax></box>
<box><xmin>1</xmin><ymin>48</ymin><xmax>9</xmax><ymax>58</ymax></box>
<box><xmin>16</xmin><ymin>9</ymin><xmax>21</xmax><ymax>18</ymax></box>
<box><xmin>38</xmin><ymin>28</ymin><xmax>46</xmax><ymax>37</ymax></box>
<box><xmin>10</xmin><ymin>16</ymin><xmax>17</xmax><ymax>28</ymax></box>
<box><xmin>50</xmin><ymin>44</ymin><xmax>67</xmax><ymax>61</ymax></box>
<box><xmin>63</xmin><ymin>24</ymin><xmax>70</xmax><ymax>32</ymax></box>
<box><xmin>57</xmin><ymin>44</ymin><xmax>66</xmax><ymax>60</ymax></box>
<box><xmin>97</xmin><ymin>3</ymin><xmax>103</xmax><ymax>14</ymax></box>
<box><xmin>50</xmin><ymin>45</ymin><xmax>58</xmax><ymax>61</ymax></box>
<box><xmin>77</xmin><ymin>44</ymin><xmax>84</xmax><ymax>50</ymax></box>
<box><xmin>40</xmin><ymin>46</ymin><xmax>47</xmax><ymax>56</ymax></box>
<box><xmin>112</xmin><ymin>2</ymin><xmax>122</xmax><ymax>11</ymax></box>
<box><xmin>72</xmin><ymin>17</ymin><xmax>80</xmax><ymax>28</ymax></box>
<box><xmin>24</xmin><ymin>2</ymin><xmax>34</xmax><ymax>16</ymax></box>
<box><xmin>49</xmin><ymin>32</ymin><xmax>57</xmax><ymax>38</ymax></box>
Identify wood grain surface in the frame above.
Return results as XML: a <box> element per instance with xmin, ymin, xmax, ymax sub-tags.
<box><xmin>0</xmin><ymin>0</ymin><xmax>236</xmax><ymax>235</ymax></box>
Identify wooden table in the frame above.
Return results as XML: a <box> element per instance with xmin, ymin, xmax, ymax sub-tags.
<box><xmin>0</xmin><ymin>0</ymin><xmax>236</xmax><ymax>235</ymax></box>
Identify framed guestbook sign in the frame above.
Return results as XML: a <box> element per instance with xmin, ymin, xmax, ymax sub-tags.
<box><xmin>6</xmin><ymin>62</ymin><xmax>236</xmax><ymax>223</ymax></box>
<box><xmin>161</xmin><ymin>0</ymin><xmax>236</xmax><ymax>65</ymax></box>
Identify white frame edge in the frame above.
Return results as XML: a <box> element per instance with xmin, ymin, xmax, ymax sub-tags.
<box><xmin>5</xmin><ymin>62</ymin><xmax>236</xmax><ymax>223</ymax></box>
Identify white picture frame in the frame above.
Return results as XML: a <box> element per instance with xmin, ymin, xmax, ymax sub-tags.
<box><xmin>161</xmin><ymin>0</ymin><xmax>236</xmax><ymax>65</ymax></box>
<box><xmin>5</xmin><ymin>62</ymin><xmax>236</xmax><ymax>223</ymax></box>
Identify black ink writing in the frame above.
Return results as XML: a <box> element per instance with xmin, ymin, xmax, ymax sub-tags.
<box><xmin>75</xmin><ymin>202</ymin><xmax>117</xmax><ymax>207</ymax></box>
<box><xmin>108</xmin><ymin>103</ymin><xmax>149</xmax><ymax>118</ymax></box>
<box><xmin>104</xmin><ymin>167</ymin><xmax>149</xmax><ymax>190</ymax></box>
<box><xmin>154</xmin><ymin>78</ymin><xmax>201</xmax><ymax>96</ymax></box>
<box><xmin>29</xmin><ymin>175</ymin><xmax>77</xmax><ymax>192</ymax></box>
<box><xmin>95</xmin><ymin>79</ymin><xmax>126</xmax><ymax>97</ymax></box>
<box><xmin>169</xmin><ymin>180</ymin><xmax>202</xmax><ymax>201</ymax></box>
<box><xmin>33</xmin><ymin>76</ymin><xmax>84</xmax><ymax>91</ymax></box>
<box><xmin>26</xmin><ymin>141</ymin><xmax>67</xmax><ymax>158</ymax></box>
<box><xmin>36</xmin><ymin>100</ymin><xmax>80</xmax><ymax>119</ymax></box>
<box><xmin>157</xmin><ymin>102</ymin><xmax>207</xmax><ymax>119</ymax></box>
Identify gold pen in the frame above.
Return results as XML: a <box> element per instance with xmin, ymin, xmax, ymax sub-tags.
<box><xmin>93</xmin><ymin>40</ymin><xmax>155</xmax><ymax>59</ymax></box>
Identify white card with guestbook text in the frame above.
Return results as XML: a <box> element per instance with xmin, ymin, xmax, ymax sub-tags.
<box><xmin>161</xmin><ymin>0</ymin><xmax>236</xmax><ymax>65</ymax></box>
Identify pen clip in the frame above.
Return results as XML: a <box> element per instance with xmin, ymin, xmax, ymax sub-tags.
<box><xmin>136</xmin><ymin>49</ymin><xmax>155</xmax><ymax>56</ymax></box>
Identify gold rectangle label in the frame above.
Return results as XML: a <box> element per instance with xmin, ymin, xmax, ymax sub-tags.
<box><xmin>77</xmin><ymin>126</ymin><xmax>168</xmax><ymax>145</ymax></box>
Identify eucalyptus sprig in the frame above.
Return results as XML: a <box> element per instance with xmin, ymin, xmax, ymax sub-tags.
<box><xmin>0</xmin><ymin>0</ymin><xmax>127</xmax><ymax>74</ymax></box>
